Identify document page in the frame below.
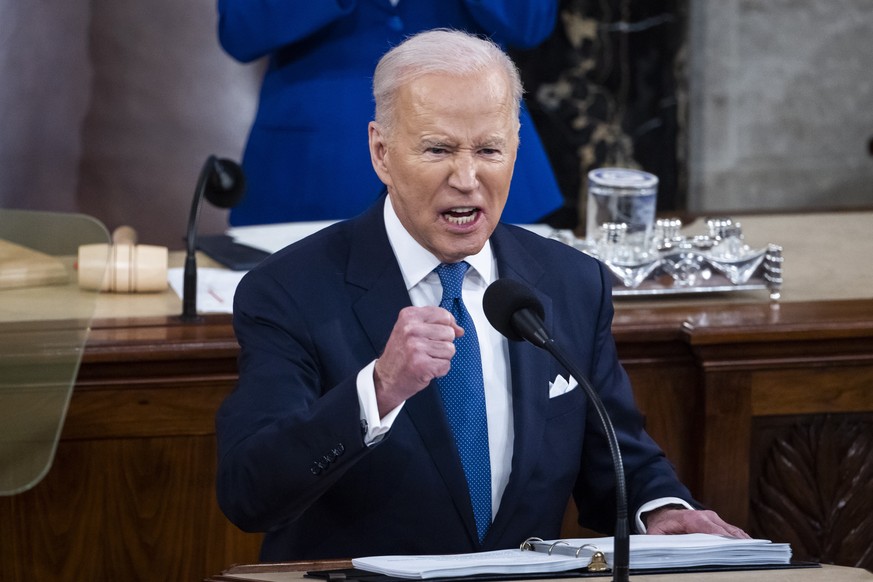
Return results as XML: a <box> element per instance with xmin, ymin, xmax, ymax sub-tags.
<box><xmin>352</xmin><ymin>548</ymin><xmax>586</xmax><ymax>579</ymax></box>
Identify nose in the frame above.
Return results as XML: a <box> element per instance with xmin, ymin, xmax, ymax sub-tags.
<box><xmin>447</xmin><ymin>153</ymin><xmax>479</xmax><ymax>192</ymax></box>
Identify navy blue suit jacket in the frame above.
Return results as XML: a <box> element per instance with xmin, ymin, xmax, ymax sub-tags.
<box><xmin>216</xmin><ymin>198</ymin><xmax>692</xmax><ymax>561</ymax></box>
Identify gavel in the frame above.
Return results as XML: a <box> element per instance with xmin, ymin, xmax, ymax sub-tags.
<box><xmin>77</xmin><ymin>226</ymin><xmax>168</xmax><ymax>293</ymax></box>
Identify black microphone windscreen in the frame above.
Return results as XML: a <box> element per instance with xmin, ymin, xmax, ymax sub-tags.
<box><xmin>483</xmin><ymin>278</ymin><xmax>545</xmax><ymax>342</ymax></box>
<box><xmin>206</xmin><ymin>158</ymin><xmax>246</xmax><ymax>208</ymax></box>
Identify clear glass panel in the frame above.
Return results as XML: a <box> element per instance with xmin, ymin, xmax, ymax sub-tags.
<box><xmin>0</xmin><ymin>209</ymin><xmax>109</xmax><ymax>495</ymax></box>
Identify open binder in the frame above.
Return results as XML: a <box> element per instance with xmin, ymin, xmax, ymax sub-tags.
<box><xmin>519</xmin><ymin>535</ymin><xmax>792</xmax><ymax>571</ymax></box>
<box><xmin>347</xmin><ymin>534</ymin><xmax>800</xmax><ymax>580</ymax></box>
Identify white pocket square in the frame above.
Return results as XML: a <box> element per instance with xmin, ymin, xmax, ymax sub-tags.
<box><xmin>548</xmin><ymin>374</ymin><xmax>579</xmax><ymax>398</ymax></box>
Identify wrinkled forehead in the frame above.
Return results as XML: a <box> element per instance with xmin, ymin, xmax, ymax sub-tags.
<box><xmin>398</xmin><ymin>70</ymin><xmax>521</xmax><ymax>129</ymax></box>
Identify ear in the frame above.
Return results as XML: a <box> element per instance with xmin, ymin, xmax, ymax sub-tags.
<box><xmin>368</xmin><ymin>121</ymin><xmax>392</xmax><ymax>188</ymax></box>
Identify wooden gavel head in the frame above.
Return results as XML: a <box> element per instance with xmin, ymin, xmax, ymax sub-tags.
<box><xmin>77</xmin><ymin>226</ymin><xmax>168</xmax><ymax>293</ymax></box>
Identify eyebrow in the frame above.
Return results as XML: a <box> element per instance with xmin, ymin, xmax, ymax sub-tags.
<box><xmin>419</xmin><ymin>136</ymin><xmax>508</xmax><ymax>149</ymax></box>
<box><xmin>479</xmin><ymin>136</ymin><xmax>508</xmax><ymax>148</ymax></box>
<box><xmin>420</xmin><ymin>137</ymin><xmax>452</xmax><ymax>148</ymax></box>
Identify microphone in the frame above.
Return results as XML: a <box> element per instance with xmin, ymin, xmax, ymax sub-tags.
<box><xmin>483</xmin><ymin>278</ymin><xmax>630</xmax><ymax>582</ymax></box>
<box><xmin>181</xmin><ymin>155</ymin><xmax>246</xmax><ymax>321</ymax></box>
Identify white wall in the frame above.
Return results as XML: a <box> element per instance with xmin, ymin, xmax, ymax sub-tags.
<box><xmin>687</xmin><ymin>0</ymin><xmax>873</xmax><ymax>213</ymax></box>
<box><xmin>0</xmin><ymin>0</ymin><xmax>260</xmax><ymax>249</ymax></box>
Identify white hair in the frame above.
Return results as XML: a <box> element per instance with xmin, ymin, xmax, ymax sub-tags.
<box><xmin>372</xmin><ymin>28</ymin><xmax>523</xmax><ymax>135</ymax></box>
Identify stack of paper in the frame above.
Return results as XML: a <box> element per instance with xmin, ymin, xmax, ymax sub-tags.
<box><xmin>352</xmin><ymin>534</ymin><xmax>792</xmax><ymax>579</ymax></box>
<box><xmin>353</xmin><ymin>548</ymin><xmax>584</xmax><ymax>579</ymax></box>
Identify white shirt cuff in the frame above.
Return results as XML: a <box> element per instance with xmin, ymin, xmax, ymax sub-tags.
<box><xmin>635</xmin><ymin>497</ymin><xmax>694</xmax><ymax>533</ymax></box>
<box><xmin>356</xmin><ymin>360</ymin><xmax>404</xmax><ymax>446</ymax></box>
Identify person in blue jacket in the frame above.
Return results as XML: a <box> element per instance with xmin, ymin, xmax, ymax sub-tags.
<box><xmin>217</xmin><ymin>1</ymin><xmax>564</xmax><ymax>226</ymax></box>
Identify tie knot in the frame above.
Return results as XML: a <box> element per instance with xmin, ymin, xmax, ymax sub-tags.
<box><xmin>435</xmin><ymin>262</ymin><xmax>469</xmax><ymax>301</ymax></box>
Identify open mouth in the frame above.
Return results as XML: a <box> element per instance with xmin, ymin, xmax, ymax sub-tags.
<box><xmin>443</xmin><ymin>207</ymin><xmax>480</xmax><ymax>225</ymax></box>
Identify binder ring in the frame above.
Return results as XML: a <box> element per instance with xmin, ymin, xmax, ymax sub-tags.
<box><xmin>548</xmin><ymin>541</ymin><xmax>569</xmax><ymax>555</ymax></box>
<box><xmin>575</xmin><ymin>544</ymin><xmax>598</xmax><ymax>558</ymax></box>
<box><xmin>520</xmin><ymin>537</ymin><xmax>543</xmax><ymax>551</ymax></box>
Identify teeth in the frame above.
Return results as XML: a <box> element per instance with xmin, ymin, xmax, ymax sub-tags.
<box><xmin>447</xmin><ymin>214</ymin><xmax>475</xmax><ymax>225</ymax></box>
<box><xmin>445</xmin><ymin>208</ymin><xmax>477</xmax><ymax>225</ymax></box>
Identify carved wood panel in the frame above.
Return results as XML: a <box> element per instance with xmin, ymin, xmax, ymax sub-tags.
<box><xmin>750</xmin><ymin>414</ymin><xmax>873</xmax><ymax>570</ymax></box>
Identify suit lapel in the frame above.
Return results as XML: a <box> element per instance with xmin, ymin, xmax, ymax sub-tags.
<box><xmin>345</xmin><ymin>199</ymin><xmax>480</xmax><ymax>544</ymax></box>
<box><xmin>405</xmin><ymin>386</ymin><xmax>480</xmax><ymax>543</ymax></box>
<box><xmin>485</xmin><ymin>226</ymin><xmax>555</xmax><ymax>543</ymax></box>
<box><xmin>346</xmin><ymin>200</ymin><xmax>410</xmax><ymax>353</ymax></box>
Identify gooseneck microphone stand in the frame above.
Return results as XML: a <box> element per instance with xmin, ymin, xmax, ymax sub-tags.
<box><xmin>484</xmin><ymin>279</ymin><xmax>630</xmax><ymax>582</ymax></box>
<box><xmin>180</xmin><ymin>155</ymin><xmax>245</xmax><ymax>322</ymax></box>
<box><xmin>539</xmin><ymin>334</ymin><xmax>630</xmax><ymax>582</ymax></box>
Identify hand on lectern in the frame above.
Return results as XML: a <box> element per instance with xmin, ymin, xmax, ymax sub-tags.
<box><xmin>644</xmin><ymin>507</ymin><xmax>750</xmax><ymax>538</ymax></box>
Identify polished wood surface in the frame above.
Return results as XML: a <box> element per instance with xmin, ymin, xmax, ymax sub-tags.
<box><xmin>1</xmin><ymin>212</ymin><xmax>872</xmax><ymax>581</ymax></box>
<box><xmin>2</xmin><ymin>297</ymin><xmax>867</xmax><ymax>581</ymax></box>
<box><xmin>0</xmin><ymin>314</ymin><xmax>262</xmax><ymax>582</ymax></box>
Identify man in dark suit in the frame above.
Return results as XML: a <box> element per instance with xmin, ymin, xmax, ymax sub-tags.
<box><xmin>216</xmin><ymin>29</ymin><xmax>746</xmax><ymax>562</ymax></box>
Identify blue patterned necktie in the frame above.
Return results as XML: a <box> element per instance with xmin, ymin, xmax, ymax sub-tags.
<box><xmin>434</xmin><ymin>261</ymin><xmax>492</xmax><ymax>543</ymax></box>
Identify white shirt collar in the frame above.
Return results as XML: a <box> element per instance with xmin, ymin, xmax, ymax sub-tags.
<box><xmin>383</xmin><ymin>195</ymin><xmax>495</xmax><ymax>291</ymax></box>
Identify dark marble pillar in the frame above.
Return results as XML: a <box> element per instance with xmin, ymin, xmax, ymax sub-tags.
<box><xmin>514</xmin><ymin>0</ymin><xmax>687</xmax><ymax>233</ymax></box>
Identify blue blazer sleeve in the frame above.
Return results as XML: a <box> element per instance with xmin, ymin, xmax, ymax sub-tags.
<box><xmin>215</xmin><ymin>209</ymin><xmax>417</xmax><ymax>536</ymax></box>
<box><xmin>464</xmin><ymin>0</ymin><xmax>558</xmax><ymax>48</ymax></box>
<box><xmin>217</xmin><ymin>0</ymin><xmax>357</xmax><ymax>63</ymax></box>
<box><xmin>217</xmin><ymin>0</ymin><xmax>558</xmax><ymax>63</ymax></box>
<box><xmin>215</xmin><ymin>257</ymin><xmax>371</xmax><ymax>532</ymax></box>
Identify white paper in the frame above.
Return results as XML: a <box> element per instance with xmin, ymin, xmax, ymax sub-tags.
<box><xmin>544</xmin><ymin>534</ymin><xmax>792</xmax><ymax>569</ymax></box>
<box><xmin>352</xmin><ymin>534</ymin><xmax>792</xmax><ymax>579</ymax></box>
<box><xmin>167</xmin><ymin>267</ymin><xmax>246</xmax><ymax>314</ymax></box>
<box><xmin>226</xmin><ymin>221</ymin><xmax>337</xmax><ymax>254</ymax></box>
<box><xmin>353</xmin><ymin>548</ymin><xmax>585</xmax><ymax>580</ymax></box>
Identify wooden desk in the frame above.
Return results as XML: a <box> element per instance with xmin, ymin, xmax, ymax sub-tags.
<box><xmin>0</xmin><ymin>212</ymin><xmax>871</xmax><ymax>582</ymax></box>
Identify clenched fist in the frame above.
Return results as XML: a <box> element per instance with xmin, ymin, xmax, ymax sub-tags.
<box><xmin>373</xmin><ymin>306</ymin><xmax>463</xmax><ymax>416</ymax></box>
